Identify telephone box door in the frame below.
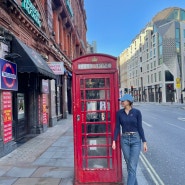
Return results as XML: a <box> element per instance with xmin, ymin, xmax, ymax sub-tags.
<box><xmin>74</xmin><ymin>73</ymin><xmax>122</xmax><ymax>184</ymax></box>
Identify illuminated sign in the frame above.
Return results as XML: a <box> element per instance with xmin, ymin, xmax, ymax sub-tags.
<box><xmin>78</xmin><ymin>63</ymin><xmax>112</xmax><ymax>70</ymax></box>
<box><xmin>22</xmin><ymin>0</ymin><xmax>42</xmax><ymax>27</ymax></box>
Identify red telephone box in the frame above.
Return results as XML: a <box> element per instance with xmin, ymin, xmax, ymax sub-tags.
<box><xmin>72</xmin><ymin>54</ymin><xmax>123</xmax><ymax>185</ymax></box>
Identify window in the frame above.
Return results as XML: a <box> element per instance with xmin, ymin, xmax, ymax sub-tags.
<box><xmin>175</xmin><ymin>28</ymin><xmax>180</xmax><ymax>40</ymax></box>
<box><xmin>159</xmin><ymin>71</ymin><xmax>162</xmax><ymax>81</ymax></box>
<box><xmin>158</xmin><ymin>58</ymin><xmax>163</xmax><ymax>65</ymax></box>
<box><xmin>151</xmin><ymin>74</ymin><xmax>153</xmax><ymax>83</ymax></box>
<box><xmin>154</xmin><ymin>61</ymin><xmax>156</xmax><ymax>68</ymax></box>
<box><xmin>154</xmin><ymin>48</ymin><xmax>156</xmax><ymax>56</ymax></box>
<box><xmin>151</xmin><ymin>63</ymin><xmax>153</xmax><ymax>69</ymax></box>
<box><xmin>176</xmin><ymin>42</ymin><xmax>180</xmax><ymax>53</ymax></box>
<box><xmin>150</xmin><ymin>51</ymin><xmax>152</xmax><ymax>58</ymax></box>
<box><xmin>147</xmin><ymin>64</ymin><xmax>149</xmax><ymax>70</ymax></box>
<box><xmin>180</xmin><ymin>10</ymin><xmax>185</xmax><ymax>21</ymax></box>
<box><xmin>153</xmin><ymin>35</ymin><xmax>156</xmax><ymax>43</ymax></box>
<box><xmin>159</xmin><ymin>45</ymin><xmax>163</xmax><ymax>56</ymax></box>
<box><xmin>148</xmin><ymin>75</ymin><xmax>150</xmax><ymax>83</ymax></box>
<box><xmin>158</xmin><ymin>34</ymin><xmax>162</xmax><ymax>45</ymax></box>
<box><xmin>165</xmin><ymin>70</ymin><xmax>174</xmax><ymax>82</ymax></box>
<box><xmin>154</xmin><ymin>73</ymin><xmax>157</xmax><ymax>82</ymax></box>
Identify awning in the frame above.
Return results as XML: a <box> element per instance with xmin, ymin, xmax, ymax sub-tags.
<box><xmin>12</xmin><ymin>37</ymin><xmax>56</xmax><ymax>79</ymax></box>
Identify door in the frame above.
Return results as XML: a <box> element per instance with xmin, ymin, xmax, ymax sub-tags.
<box><xmin>12</xmin><ymin>92</ymin><xmax>27</xmax><ymax>141</ymax></box>
<box><xmin>75</xmin><ymin>74</ymin><xmax>118</xmax><ymax>183</ymax></box>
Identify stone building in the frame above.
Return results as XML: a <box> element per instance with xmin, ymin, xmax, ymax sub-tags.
<box><xmin>119</xmin><ymin>7</ymin><xmax>185</xmax><ymax>103</ymax></box>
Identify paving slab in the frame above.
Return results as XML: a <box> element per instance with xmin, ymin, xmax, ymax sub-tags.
<box><xmin>5</xmin><ymin>167</ymin><xmax>37</xmax><ymax>178</ymax></box>
<box><xmin>13</xmin><ymin>178</ymin><xmax>61</xmax><ymax>185</ymax></box>
<box><xmin>0</xmin><ymin>177</ymin><xmax>17</xmax><ymax>185</ymax></box>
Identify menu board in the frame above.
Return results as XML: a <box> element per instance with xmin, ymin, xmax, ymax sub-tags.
<box><xmin>2</xmin><ymin>91</ymin><xmax>12</xmax><ymax>143</ymax></box>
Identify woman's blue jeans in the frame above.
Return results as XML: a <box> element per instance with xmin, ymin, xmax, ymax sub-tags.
<box><xmin>121</xmin><ymin>133</ymin><xmax>141</xmax><ymax>185</ymax></box>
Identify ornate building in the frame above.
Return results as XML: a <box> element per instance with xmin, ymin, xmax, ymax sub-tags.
<box><xmin>0</xmin><ymin>0</ymin><xmax>87</xmax><ymax>157</ymax></box>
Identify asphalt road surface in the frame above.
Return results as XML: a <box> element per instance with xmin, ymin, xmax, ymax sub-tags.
<box><xmin>136</xmin><ymin>103</ymin><xmax>185</xmax><ymax>185</ymax></box>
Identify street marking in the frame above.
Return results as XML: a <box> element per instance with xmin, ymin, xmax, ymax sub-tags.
<box><xmin>178</xmin><ymin>117</ymin><xmax>185</xmax><ymax>121</ymax></box>
<box><xmin>140</xmin><ymin>152</ymin><xmax>165</xmax><ymax>185</ymax></box>
<box><xmin>142</xmin><ymin>121</ymin><xmax>152</xmax><ymax>127</ymax></box>
<box><xmin>165</xmin><ymin>122</ymin><xmax>185</xmax><ymax>131</ymax></box>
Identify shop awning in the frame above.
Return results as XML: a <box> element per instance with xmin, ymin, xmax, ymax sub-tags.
<box><xmin>12</xmin><ymin>37</ymin><xmax>56</xmax><ymax>79</ymax></box>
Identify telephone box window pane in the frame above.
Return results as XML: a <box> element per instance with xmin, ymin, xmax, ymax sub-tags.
<box><xmin>81</xmin><ymin>102</ymin><xmax>85</xmax><ymax>111</ymax></box>
<box><xmin>85</xmin><ymin>78</ymin><xmax>105</xmax><ymax>88</ymax></box>
<box><xmin>82</xmin><ymin>125</ymin><xmax>85</xmax><ymax>134</ymax></box>
<box><xmin>87</xmin><ymin>159</ymin><xmax>108</xmax><ymax>169</ymax></box>
<box><xmin>108</xmin><ymin>112</ymin><xmax>111</xmax><ymax>121</ymax></box>
<box><xmin>86</xmin><ymin>112</ymin><xmax>106</xmax><ymax>122</ymax></box>
<box><xmin>108</xmin><ymin>123</ymin><xmax>111</xmax><ymax>133</ymax></box>
<box><xmin>87</xmin><ymin>124</ymin><xmax>106</xmax><ymax>133</ymax></box>
<box><xmin>86</xmin><ymin>90</ymin><xmax>105</xmax><ymax>99</ymax></box>
<box><xmin>107</xmin><ymin>101</ymin><xmax>110</xmax><ymax>110</ymax></box>
<box><xmin>106</xmin><ymin>78</ymin><xmax>110</xmax><ymax>87</ymax></box>
<box><xmin>107</xmin><ymin>90</ymin><xmax>110</xmax><ymax>99</ymax></box>
<box><xmin>80</xmin><ymin>79</ymin><xmax>84</xmax><ymax>88</ymax></box>
<box><xmin>87</xmin><ymin>137</ymin><xmax>107</xmax><ymax>146</ymax></box>
<box><xmin>86</xmin><ymin>101</ymin><xmax>107</xmax><ymax>111</ymax></box>
<box><xmin>81</xmin><ymin>91</ymin><xmax>84</xmax><ymax>99</ymax></box>
<box><xmin>87</xmin><ymin>147</ymin><xmax>108</xmax><ymax>156</ymax></box>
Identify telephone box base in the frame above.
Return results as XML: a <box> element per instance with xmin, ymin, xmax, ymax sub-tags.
<box><xmin>74</xmin><ymin>182</ymin><xmax>124</xmax><ymax>185</ymax></box>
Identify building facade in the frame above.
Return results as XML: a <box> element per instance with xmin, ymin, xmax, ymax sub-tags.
<box><xmin>0</xmin><ymin>0</ymin><xmax>87</xmax><ymax>157</ymax></box>
<box><xmin>86</xmin><ymin>41</ymin><xmax>97</xmax><ymax>54</ymax></box>
<box><xmin>119</xmin><ymin>7</ymin><xmax>185</xmax><ymax>103</ymax></box>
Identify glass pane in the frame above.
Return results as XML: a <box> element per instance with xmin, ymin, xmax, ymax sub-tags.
<box><xmin>107</xmin><ymin>90</ymin><xmax>110</xmax><ymax>99</ymax></box>
<box><xmin>80</xmin><ymin>79</ymin><xmax>84</xmax><ymax>88</ymax></box>
<box><xmin>85</xmin><ymin>78</ymin><xmax>105</xmax><ymax>88</ymax></box>
<box><xmin>87</xmin><ymin>137</ymin><xmax>107</xmax><ymax>145</ymax></box>
<box><xmin>81</xmin><ymin>91</ymin><xmax>84</xmax><ymax>99</ymax></box>
<box><xmin>82</xmin><ymin>124</ymin><xmax>85</xmax><ymax>134</ymax></box>
<box><xmin>107</xmin><ymin>101</ymin><xmax>110</xmax><ymax>110</ymax></box>
<box><xmin>87</xmin><ymin>147</ymin><xmax>108</xmax><ymax>156</ymax></box>
<box><xmin>106</xmin><ymin>78</ymin><xmax>110</xmax><ymax>88</ymax></box>
<box><xmin>86</xmin><ymin>101</ymin><xmax>107</xmax><ymax>111</ymax></box>
<box><xmin>18</xmin><ymin>93</ymin><xmax>25</xmax><ymax>119</ymax></box>
<box><xmin>81</xmin><ymin>102</ymin><xmax>85</xmax><ymax>111</ymax></box>
<box><xmin>86</xmin><ymin>112</ymin><xmax>107</xmax><ymax>122</ymax></box>
<box><xmin>87</xmin><ymin>124</ymin><xmax>106</xmax><ymax>133</ymax></box>
<box><xmin>107</xmin><ymin>112</ymin><xmax>111</xmax><ymax>121</ymax></box>
<box><xmin>87</xmin><ymin>158</ymin><xmax>108</xmax><ymax>169</ymax></box>
<box><xmin>108</xmin><ymin>123</ymin><xmax>111</xmax><ymax>133</ymax></box>
<box><xmin>86</xmin><ymin>90</ymin><xmax>105</xmax><ymax>100</ymax></box>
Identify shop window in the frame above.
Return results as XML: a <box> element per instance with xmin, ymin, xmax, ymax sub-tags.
<box><xmin>165</xmin><ymin>70</ymin><xmax>174</xmax><ymax>81</ymax></box>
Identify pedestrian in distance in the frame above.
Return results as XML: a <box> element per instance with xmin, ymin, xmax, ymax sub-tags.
<box><xmin>112</xmin><ymin>94</ymin><xmax>148</xmax><ymax>185</ymax></box>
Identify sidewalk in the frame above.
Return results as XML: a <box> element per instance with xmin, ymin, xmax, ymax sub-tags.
<box><xmin>0</xmin><ymin>115</ymin><xmax>149</xmax><ymax>185</ymax></box>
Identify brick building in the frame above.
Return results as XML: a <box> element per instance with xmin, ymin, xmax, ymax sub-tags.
<box><xmin>0</xmin><ymin>0</ymin><xmax>87</xmax><ymax>157</ymax></box>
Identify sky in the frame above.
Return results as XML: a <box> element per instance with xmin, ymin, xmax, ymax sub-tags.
<box><xmin>84</xmin><ymin>0</ymin><xmax>185</xmax><ymax>57</ymax></box>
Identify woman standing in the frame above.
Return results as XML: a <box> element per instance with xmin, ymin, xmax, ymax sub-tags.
<box><xmin>112</xmin><ymin>94</ymin><xmax>147</xmax><ymax>185</ymax></box>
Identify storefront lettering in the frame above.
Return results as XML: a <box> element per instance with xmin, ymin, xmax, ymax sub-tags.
<box><xmin>78</xmin><ymin>63</ymin><xmax>112</xmax><ymax>69</ymax></box>
<box><xmin>22</xmin><ymin>0</ymin><xmax>41</xmax><ymax>27</ymax></box>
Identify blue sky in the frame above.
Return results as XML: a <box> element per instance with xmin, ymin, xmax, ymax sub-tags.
<box><xmin>84</xmin><ymin>0</ymin><xmax>185</xmax><ymax>57</ymax></box>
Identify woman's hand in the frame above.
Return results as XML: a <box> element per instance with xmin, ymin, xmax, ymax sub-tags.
<box><xmin>143</xmin><ymin>142</ymin><xmax>148</xmax><ymax>152</ymax></box>
<box><xmin>112</xmin><ymin>141</ymin><xmax>116</xmax><ymax>150</ymax></box>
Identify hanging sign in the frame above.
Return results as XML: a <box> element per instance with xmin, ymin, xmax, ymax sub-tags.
<box><xmin>0</xmin><ymin>58</ymin><xmax>18</xmax><ymax>91</ymax></box>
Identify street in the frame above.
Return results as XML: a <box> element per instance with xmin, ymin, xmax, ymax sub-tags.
<box><xmin>137</xmin><ymin>103</ymin><xmax>185</xmax><ymax>185</ymax></box>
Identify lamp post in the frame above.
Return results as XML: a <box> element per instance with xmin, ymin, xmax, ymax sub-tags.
<box><xmin>177</xmin><ymin>55</ymin><xmax>183</xmax><ymax>103</ymax></box>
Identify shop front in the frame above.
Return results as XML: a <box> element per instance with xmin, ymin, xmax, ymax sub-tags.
<box><xmin>0</xmin><ymin>58</ymin><xmax>18</xmax><ymax>157</ymax></box>
<box><xmin>10</xmin><ymin>37</ymin><xmax>56</xmax><ymax>142</ymax></box>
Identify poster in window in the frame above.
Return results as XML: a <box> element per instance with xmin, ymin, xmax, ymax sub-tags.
<box><xmin>18</xmin><ymin>93</ymin><xmax>25</xmax><ymax>119</ymax></box>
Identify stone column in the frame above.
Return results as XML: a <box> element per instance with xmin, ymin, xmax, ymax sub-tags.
<box><xmin>63</xmin><ymin>74</ymin><xmax>68</xmax><ymax>119</ymax></box>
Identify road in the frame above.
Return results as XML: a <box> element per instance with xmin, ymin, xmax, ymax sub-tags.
<box><xmin>137</xmin><ymin>103</ymin><xmax>185</xmax><ymax>185</ymax></box>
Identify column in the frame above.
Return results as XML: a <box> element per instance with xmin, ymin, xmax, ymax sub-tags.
<box><xmin>59</xmin><ymin>18</ymin><xmax>64</xmax><ymax>51</ymax></box>
<box><xmin>63</xmin><ymin>74</ymin><xmax>68</xmax><ymax>118</ymax></box>
<box><xmin>53</xmin><ymin>11</ymin><xmax>59</xmax><ymax>44</ymax></box>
